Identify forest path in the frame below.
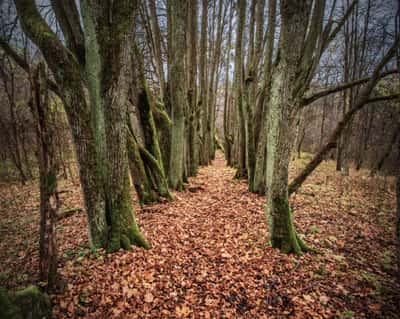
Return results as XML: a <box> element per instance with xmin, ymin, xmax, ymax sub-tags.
<box><xmin>52</xmin><ymin>152</ymin><xmax>398</xmax><ymax>318</ymax></box>
<box><xmin>1</xmin><ymin>152</ymin><xmax>398</xmax><ymax>318</ymax></box>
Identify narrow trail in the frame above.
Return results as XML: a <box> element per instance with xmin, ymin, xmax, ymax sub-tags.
<box><xmin>1</xmin><ymin>152</ymin><xmax>398</xmax><ymax>318</ymax></box>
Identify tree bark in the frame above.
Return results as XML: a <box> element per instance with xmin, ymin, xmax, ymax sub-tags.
<box><xmin>265</xmin><ymin>0</ymin><xmax>314</xmax><ymax>254</ymax></box>
<box><xmin>252</xmin><ymin>0</ymin><xmax>277</xmax><ymax>193</ymax></box>
<box><xmin>167</xmin><ymin>0</ymin><xmax>188</xmax><ymax>190</ymax></box>
<box><xmin>233</xmin><ymin>0</ymin><xmax>247</xmax><ymax>179</ymax></box>
<box><xmin>30</xmin><ymin>64</ymin><xmax>59</xmax><ymax>291</ymax></box>
<box><xmin>199</xmin><ymin>0</ymin><xmax>209</xmax><ymax>165</ymax></box>
<box><xmin>187</xmin><ymin>0</ymin><xmax>199</xmax><ymax>176</ymax></box>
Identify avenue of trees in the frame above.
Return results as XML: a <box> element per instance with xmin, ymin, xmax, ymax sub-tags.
<box><xmin>0</xmin><ymin>0</ymin><xmax>399</xmax><ymax>291</ymax></box>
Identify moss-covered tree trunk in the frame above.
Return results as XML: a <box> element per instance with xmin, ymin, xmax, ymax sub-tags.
<box><xmin>127</xmin><ymin>118</ymin><xmax>172</xmax><ymax>204</ymax></box>
<box><xmin>264</xmin><ymin>0</ymin><xmax>312</xmax><ymax>254</ymax></box>
<box><xmin>245</xmin><ymin>0</ymin><xmax>264</xmax><ymax>191</ymax></box>
<box><xmin>15</xmin><ymin>0</ymin><xmax>109</xmax><ymax>248</ymax></box>
<box><xmin>130</xmin><ymin>43</ymin><xmax>172</xmax><ymax>202</ymax></box>
<box><xmin>167</xmin><ymin>0</ymin><xmax>188</xmax><ymax>190</ymax></box>
<box><xmin>15</xmin><ymin>0</ymin><xmax>149</xmax><ymax>251</ymax></box>
<box><xmin>187</xmin><ymin>0</ymin><xmax>199</xmax><ymax>176</ymax></box>
<box><xmin>87</xmin><ymin>0</ymin><xmax>150</xmax><ymax>251</ymax></box>
<box><xmin>265</xmin><ymin>68</ymin><xmax>305</xmax><ymax>254</ymax></box>
<box><xmin>127</xmin><ymin>133</ymin><xmax>157</xmax><ymax>205</ymax></box>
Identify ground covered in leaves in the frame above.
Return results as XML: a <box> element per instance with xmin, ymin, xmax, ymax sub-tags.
<box><xmin>0</xmin><ymin>152</ymin><xmax>399</xmax><ymax>318</ymax></box>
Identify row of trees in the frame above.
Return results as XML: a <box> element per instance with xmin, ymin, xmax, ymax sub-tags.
<box><xmin>0</xmin><ymin>0</ymin><xmax>399</xmax><ymax>287</ymax></box>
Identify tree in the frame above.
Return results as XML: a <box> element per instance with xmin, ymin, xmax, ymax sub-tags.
<box><xmin>127</xmin><ymin>42</ymin><xmax>172</xmax><ymax>204</ymax></box>
<box><xmin>14</xmin><ymin>0</ymin><xmax>149</xmax><ymax>251</ymax></box>
<box><xmin>232</xmin><ymin>0</ymin><xmax>246</xmax><ymax>178</ymax></box>
<box><xmin>167</xmin><ymin>0</ymin><xmax>188</xmax><ymax>190</ymax></box>
<box><xmin>252</xmin><ymin>0</ymin><xmax>277</xmax><ymax>194</ymax></box>
<box><xmin>199</xmin><ymin>0</ymin><xmax>209</xmax><ymax>165</ymax></box>
<box><xmin>29</xmin><ymin>64</ymin><xmax>59</xmax><ymax>291</ymax></box>
<box><xmin>263</xmin><ymin>0</ymin><xmax>358</xmax><ymax>253</ymax></box>
<box><xmin>186</xmin><ymin>0</ymin><xmax>200</xmax><ymax>177</ymax></box>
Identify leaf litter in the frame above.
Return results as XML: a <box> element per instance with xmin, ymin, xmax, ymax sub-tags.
<box><xmin>0</xmin><ymin>152</ymin><xmax>399</xmax><ymax>318</ymax></box>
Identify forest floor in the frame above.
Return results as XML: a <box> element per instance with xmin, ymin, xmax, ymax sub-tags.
<box><xmin>0</xmin><ymin>152</ymin><xmax>399</xmax><ymax>318</ymax></box>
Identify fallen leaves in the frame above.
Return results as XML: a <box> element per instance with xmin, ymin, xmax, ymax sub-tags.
<box><xmin>0</xmin><ymin>153</ymin><xmax>399</xmax><ymax>318</ymax></box>
<box><xmin>144</xmin><ymin>292</ymin><xmax>154</xmax><ymax>303</ymax></box>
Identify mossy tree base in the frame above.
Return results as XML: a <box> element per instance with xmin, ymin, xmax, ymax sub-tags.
<box><xmin>106</xmin><ymin>169</ymin><xmax>151</xmax><ymax>253</ymax></box>
<box><xmin>268</xmin><ymin>195</ymin><xmax>316</xmax><ymax>255</ymax></box>
<box><xmin>0</xmin><ymin>285</ymin><xmax>51</xmax><ymax>319</ymax></box>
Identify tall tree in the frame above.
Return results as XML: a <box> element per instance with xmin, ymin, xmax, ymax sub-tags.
<box><xmin>263</xmin><ymin>0</ymin><xmax>360</xmax><ymax>253</ymax></box>
<box><xmin>199</xmin><ymin>0</ymin><xmax>209</xmax><ymax>165</ymax></box>
<box><xmin>14</xmin><ymin>0</ymin><xmax>150</xmax><ymax>251</ymax></box>
<box><xmin>167</xmin><ymin>0</ymin><xmax>188</xmax><ymax>190</ymax></box>
<box><xmin>187</xmin><ymin>0</ymin><xmax>200</xmax><ymax>176</ymax></box>
<box><xmin>233</xmin><ymin>0</ymin><xmax>246</xmax><ymax>178</ymax></box>
<box><xmin>252</xmin><ymin>0</ymin><xmax>277</xmax><ymax>194</ymax></box>
<box><xmin>30</xmin><ymin>64</ymin><xmax>59</xmax><ymax>291</ymax></box>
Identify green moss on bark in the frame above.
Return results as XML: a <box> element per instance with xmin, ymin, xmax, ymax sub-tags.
<box><xmin>268</xmin><ymin>195</ymin><xmax>304</xmax><ymax>255</ymax></box>
<box><xmin>106</xmin><ymin>169</ymin><xmax>150</xmax><ymax>253</ymax></box>
<box><xmin>0</xmin><ymin>285</ymin><xmax>51</xmax><ymax>319</ymax></box>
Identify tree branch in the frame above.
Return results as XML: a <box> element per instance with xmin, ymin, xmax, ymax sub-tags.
<box><xmin>365</xmin><ymin>93</ymin><xmax>400</xmax><ymax>104</ymax></box>
<box><xmin>0</xmin><ymin>36</ymin><xmax>61</xmax><ymax>98</ymax></box>
<box><xmin>321</xmin><ymin>0</ymin><xmax>358</xmax><ymax>53</ymax></box>
<box><xmin>14</xmin><ymin>0</ymin><xmax>82</xmax><ymax>91</ymax></box>
<box><xmin>290</xmin><ymin>35</ymin><xmax>400</xmax><ymax>195</ymax></box>
<box><xmin>301</xmin><ymin>69</ymin><xmax>398</xmax><ymax>106</ymax></box>
<box><xmin>50</xmin><ymin>0</ymin><xmax>85</xmax><ymax>65</ymax></box>
<box><xmin>0</xmin><ymin>37</ymin><xmax>29</xmax><ymax>71</ymax></box>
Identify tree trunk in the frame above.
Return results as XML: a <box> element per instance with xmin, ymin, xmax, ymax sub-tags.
<box><xmin>127</xmin><ymin>131</ymin><xmax>158</xmax><ymax>205</ymax></box>
<box><xmin>223</xmin><ymin>9</ymin><xmax>233</xmax><ymax>166</ymax></box>
<box><xmin>199</xmin><ymin>0</ymin><xmax>209</xmax><ymax>165</ymax></box>
<box><xmin>31</xmin><ymin>64</ymin><xmax>59</xmax><ymax>291</ymax></box>
<box><xmin>88</xmin><ymin>2</ymin><xmax>150</xmax><ymax>252</ymax></box>
<box><xmin>148</xmin><ymin>0</ymin><xmax>166</xmax><ymax>98</ymax></box>
<box><xmin>167</xmin><ymin>0</ymin><xmax>188</xmax><ymax>190</ymax></box>
<box><xmin>131</xmin><ymin>43</ymin><xmax>172</xmax><ymax>201</ymax></box>
<box><xmin>252</xmin><ymin>0</ymin><xmax>277</xmax><ymax>193</ymax></box>
<box><xmin>264</xmin><ymin>0</ymin><xmax>313</xmax><ymax>254</ymax></box>
<box><xmin>233</xmin><ymin>0</ymin><xmax>247</xmax><ymax>179</ymax></box>
<box><xmin>187</xmin><ymin>0</ymin><xmax>199</xmax><ymax>176</ymax></box>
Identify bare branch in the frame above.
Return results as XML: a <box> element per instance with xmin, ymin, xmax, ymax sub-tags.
<box><xmin>0</xmin><ymin>36</ymin><xmax>61</xmax><ymax>97</ymax></box>
<box><xmin>365</xmin><ymin>93</ymin><xmax>400</xmax><ymax>104</ymax></box>
<box><xmin>301</xmin><ymin>69</ymin><xmax>398</xmax><ymax>106</ymax></box>
<box><xmin>50</xmin><ymin>0</ymin><xmax>85</xmax><ymax>64</ymax></box>
<box><xmin>290</xmin><ymin>35</ymin><xmax>400</xmax><ymax>195</ymax></box>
